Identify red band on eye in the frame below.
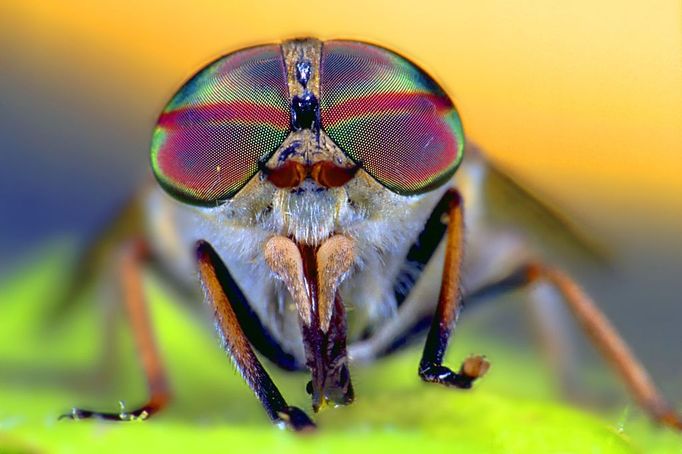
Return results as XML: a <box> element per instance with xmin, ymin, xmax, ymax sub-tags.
<box><xmin>322</xmin><ymin>92</ymin><xmax>452</xmax><ymax>125</ymax></box>
<box><xmin>158</xmin><ymin>101</ymin><xmax>290</xmax><ymax>130</ymax></box>
<box><xmin>150</xmin><ymin>44</ymin><xmax>291</xmax><ymax>205</ymax></box>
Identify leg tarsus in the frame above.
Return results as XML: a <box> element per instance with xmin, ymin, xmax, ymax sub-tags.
<box><xmin>419</xmin><ymin>355</ymin><xmax>490</xmax><ymax>389</ymax></box>
<box><xmin>60</xmin><ymin>393</ymin><xmax>168</xmax><ymax>421</ymax></box>
<box><xmin>657</xmin><ymin>408</ymin><xmax>682</xmax><ymax>430</ymax></box>
<box><xmin>276</xmin><ymin>406</ymin><xmax>317</xmax><ymax>432</ymax></box>
<box><xmin>60</xmin><ymin>400</ymin><xmax>162</xmax><ymax>422</ymax></box>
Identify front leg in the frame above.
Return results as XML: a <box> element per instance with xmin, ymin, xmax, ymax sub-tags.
<box><xmin>196</xmin><ymin>241</ymin><xmax>315</xmax><ymax>432</ymax></box>
<box><xmin>419</xmin><ymin>189</ymin><xmax>490</xmax><ymax>388</ymax></box>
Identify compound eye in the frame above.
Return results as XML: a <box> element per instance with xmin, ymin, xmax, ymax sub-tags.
<box><xmin>151</xmin><ymin>45</ymin><xmax>290</xmax><ymax>205</ymax></box>
<box><xmin>319</xmin><ymin>41</ymin><xmax>464</xmax><ymax>195</ymax></box>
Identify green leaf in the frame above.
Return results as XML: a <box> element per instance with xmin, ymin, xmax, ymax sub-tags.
<box><xmin>0</xmin><ymin>246</ymin><xmax>678</xmax><ymax>453</ymax></box>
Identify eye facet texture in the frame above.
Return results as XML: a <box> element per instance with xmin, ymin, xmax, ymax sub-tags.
<box><xmin>151</xmin><ymin>45</ymin><xmax>290</xmax><ymax>205</ymax></box>
<box><xmin>319</xmin><ymin>41</ymin><xmax>464</xmax><ymax>195</ymax></box>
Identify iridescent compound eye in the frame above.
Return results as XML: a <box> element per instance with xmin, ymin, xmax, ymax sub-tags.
<box><xmin>319</xmin><ymin>41</ymin><xmax>464</xmax><ymax>195</ymax></box>
<box><xmin>151</xmin><ymin>45</ymin><xmax>290</xmax><ymax>205</ymax></box>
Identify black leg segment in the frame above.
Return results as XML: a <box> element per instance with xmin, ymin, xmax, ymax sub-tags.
<box><xmin>418</xmin><ymin>189</ymin><xmax>490</xmax><ymax>388</ymax></box>
<box><xmin>196</xmin><ymin>240</ymin><xmax>315</xmax><ymax>432</ymax></box>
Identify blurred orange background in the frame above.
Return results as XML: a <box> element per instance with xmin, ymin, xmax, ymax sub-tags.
<box><xmin>1</xmin><ymin>0</ymin><xmax>680</xmax><ymax>393</ymax></box>
<box><xmin>3</xmin><ymin>0</ymin><xmax>680</xmax><ymax>237</ymax></box>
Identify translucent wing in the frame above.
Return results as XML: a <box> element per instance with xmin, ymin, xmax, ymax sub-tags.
<box><xmin>463</xmin><ymin>143</ymin><xmax>610</xmax><ymax>266</ymax></box>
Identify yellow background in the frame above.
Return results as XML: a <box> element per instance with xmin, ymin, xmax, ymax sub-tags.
<box><xmin>3</xmin><ymin>0</ymin><xmax>681</xmax><ymax>242</ymax></box>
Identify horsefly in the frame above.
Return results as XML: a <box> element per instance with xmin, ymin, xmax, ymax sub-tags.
<box><xmin>60</xmin><ymin>38</ymin><xmax>681</xmax><ymax>431</ymax></box>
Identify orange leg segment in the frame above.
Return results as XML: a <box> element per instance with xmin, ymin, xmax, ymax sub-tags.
<box><xmin>63</xmin><ymin>238</ymin><xmax>170</xmax><ymax>421</ymax></box>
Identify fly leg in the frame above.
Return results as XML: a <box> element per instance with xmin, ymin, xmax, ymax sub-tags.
<box><xmin>196</xmin><ymin>240</ymin><xmax>315</xmax><ymax>432</ymax></box>
<box><xmin>462</xmin><ymin>262</ymin><xmax>681</xmax><ymax>429</ymax></box>
<box><xmin>515</xmin><ymin>263</ymin><xmax>682</xmax><ymax>430</ymax></box>
<box><xmin>418</xmin><ymin>188</ymin><xmax>491</xmax><ymax>389</ymax></box>
<box><xmin>49</xmin><ymin>193</ymin><xmax>144</xmax><ymax>324</ymax></box>
<box><xmin>359</xmin><ymin>255</ymin><xmax>681</xmax><ymax>429</ymax></box>
<box><xmin>62</xmin><ymin>238</ymin><xmax>170</xmax><ymax>421</ymax></box>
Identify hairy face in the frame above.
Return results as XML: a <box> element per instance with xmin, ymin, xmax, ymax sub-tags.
<box><xmin>212</xmin><ymin>128</ymin><xmax>430</xmax><ymax>247</ymax></box>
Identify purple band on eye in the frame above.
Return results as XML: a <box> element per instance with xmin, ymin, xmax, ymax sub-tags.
<box><xmin>320</xmin><ymin>41</ymin><xmax>464</xmax><ymax>195</ymax></box>
<box><xmin>151</xmin><ymin>44</ymin><xmax>290</xmax><ymax>205</ymax></box>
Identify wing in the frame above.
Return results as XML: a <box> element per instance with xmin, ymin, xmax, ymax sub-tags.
<box><xmin>461</xmin><ymin>142</ymin><xmax>611</xmax><ymax>266</ymax></box>
<box><xmin>45</xmin><ymin>187</ymin><xmax>147</xmax><ymax>324</ymax></box>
